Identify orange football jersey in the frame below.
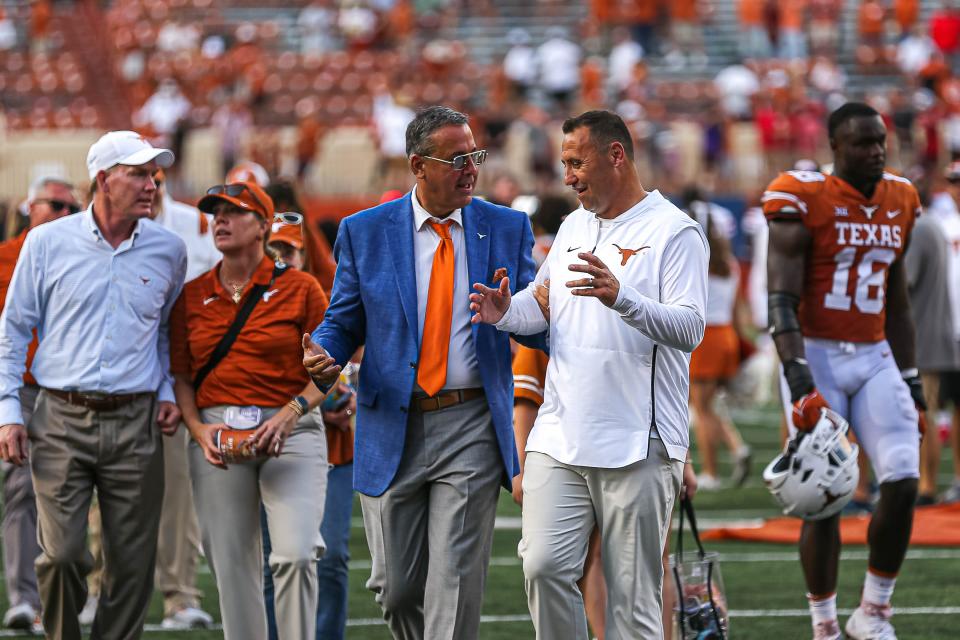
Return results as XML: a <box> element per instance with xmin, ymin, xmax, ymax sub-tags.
<box><xmin>513</xmin><ymin>345</ymin><xmax>549</xmax><ymax>407</ymax></box>
<box><xmin>763</xmin><ymin>170</ymin><xmax>921</xmax><ymax>343</ymax></box>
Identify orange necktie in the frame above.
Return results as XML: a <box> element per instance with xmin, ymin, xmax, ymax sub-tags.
<box><xmin>418</xmin><ymin>220</ymin><xmax>455</xmax><ymax>397</ymax></box>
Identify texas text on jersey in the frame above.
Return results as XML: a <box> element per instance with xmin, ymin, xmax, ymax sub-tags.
<box><xmin>762</xmin><ymin>169</ymin><xmax>922</xmax><ymax>343</ymax></box>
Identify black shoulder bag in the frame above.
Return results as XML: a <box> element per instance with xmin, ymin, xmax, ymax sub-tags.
<box><xmin>192</xmin><ymin>264</ymin><xmax>287</xmax><ymax>391</ymax></box>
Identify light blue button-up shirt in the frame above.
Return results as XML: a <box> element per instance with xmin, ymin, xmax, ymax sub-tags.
<box><xmin>0</xmin><ymin>207</ymin><xmax>187</xmax><ymax>426</ymax></box>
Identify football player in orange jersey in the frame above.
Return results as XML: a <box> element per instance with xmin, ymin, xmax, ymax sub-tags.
<box><xmin>763</xmin><ymin>102</ymin><xmax>926</xmax><ymax>640</ymax></box>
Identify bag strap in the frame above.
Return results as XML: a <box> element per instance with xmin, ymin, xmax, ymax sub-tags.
<box><xmin>193</xmin><ymin>264</ymin><xmax>287</xmax><ymax>391</ymax></box>
<box><xmin>680</xmin><ymin>494</ymin><xmax>707</xmax><ymax>560</ymax></box>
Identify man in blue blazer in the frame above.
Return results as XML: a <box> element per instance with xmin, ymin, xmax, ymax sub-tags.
<box><xmin>304</xmin><ymin>106</ymin><xmax>542</xmax><ymax>640</ymax></box>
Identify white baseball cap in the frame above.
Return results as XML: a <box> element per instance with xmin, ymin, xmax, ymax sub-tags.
<box><xmin>86</xmin><ymin>130</ymin><xmax>174</xmax><ymax>180</ymax></box>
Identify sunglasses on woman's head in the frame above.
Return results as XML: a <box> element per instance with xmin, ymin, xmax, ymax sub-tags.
<box><xmin>207</xmin><ymin>183</ymin><xmax>268</xmax><ymax>213</ymax></box>
<box><xmin>274</xmin><ymin>212</ymin><xmax>303</xmax><ymax>225</ymax></box>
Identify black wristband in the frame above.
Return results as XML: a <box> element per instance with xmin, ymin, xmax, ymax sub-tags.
<box><xmin>903</xmin><ymin>375</ymin><xmax>927</xmax><ymax>411</ymax></box>
<box><xmin>783</xmin><ymin>358</ymin><xmax>815</xmax><ymax>403</ymax></box>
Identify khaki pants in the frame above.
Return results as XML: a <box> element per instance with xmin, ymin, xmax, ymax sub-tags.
<box><xmin>2</xmin><ymin>384</ymin><xmax>42</xmax><ymax>610</ymax></box>
<box><xmin>189</xmin><ymin>406</ymin><xmax>327</xmax><ymax>640</ymax></box>
<box><xmin>520</xmin><ymin>439</ymin><xmax>683</xmax><ymax>640</ymax></box>
<box><xmin>29</xmin><ymin>390</ymin><xmax>163</xmax><ymax>640</ymax></box>
<box><xmin>155</xmin><ymin>425</ymin><xmax>203</xmax><ymax>616</ymax></box>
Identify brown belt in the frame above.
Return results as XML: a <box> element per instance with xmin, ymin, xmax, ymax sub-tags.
<box><xmin>43</xmin><ymin>388</ymin><xmax>149</xmax><ymax>411</ymax></box>
<box><xmin>411</xmin><ymin>388</ymin><xmax>485</xmax><ymax>413</ymax></box>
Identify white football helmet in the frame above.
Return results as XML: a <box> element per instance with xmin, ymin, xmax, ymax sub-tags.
<box><xmin>763</xmin><ymin>408</ymin><xmax>859</xmax><ymax>520</ymax></box>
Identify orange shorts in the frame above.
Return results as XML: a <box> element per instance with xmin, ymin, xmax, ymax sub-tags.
<box><xmin>690</xmin><ymin>324</ymin><xmax>739</xmax><ymax>382</ymax></box>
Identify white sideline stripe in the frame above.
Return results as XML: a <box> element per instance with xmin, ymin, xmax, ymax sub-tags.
<box><xmin>350</xmin><ymin>515</ymin><xmax>771</xmax><ymax>531</ymax></box>
<box><xmin>731</xmin><ymin>607</ymin><xmax>960</xmax><ymax>618</ymax></box>
<box><xmin>343</xmin><ymin>547</ymin><xmax>960</xmax><ymax>571</ymax></box>
<box><xmin>346</xmin><ymin>614</ymin><xmax>532</xmax><ymax>627</ymax></box>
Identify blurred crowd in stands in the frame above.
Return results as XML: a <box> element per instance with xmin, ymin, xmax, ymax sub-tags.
<box><xmin>1</xmin><ymin>1</ymin><xmax>960</xmax><ymax>207</ymax></box>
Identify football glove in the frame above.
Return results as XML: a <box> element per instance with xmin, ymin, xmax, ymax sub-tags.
<box><xmin>792</xmin><ymin>389</ymin><xmax>830</xmax><ymax>432</ymax></box>
<box><xmin>903</xmin><ymin>373</ymin><xmax>927</xmax><ymax>436</ymax></box>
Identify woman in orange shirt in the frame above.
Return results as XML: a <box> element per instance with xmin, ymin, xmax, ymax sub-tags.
<box><xmin>170</xmin><ymin>181</ymin><xmax>330</xmax><ymax>640</ymax></box>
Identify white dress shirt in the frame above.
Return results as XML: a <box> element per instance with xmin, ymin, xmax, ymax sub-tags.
<box><xmin>411</xmin><ymin>187</ymin><xmax>482</xmax><ymax>392</ymax></box>
<box><xmin>496</xmin><ymin>191</ymin><xmax>707</xmax><ymax>466</ymax></box>
<box><xmin>0</xmin><ymin>207</ymin><xmax>187</xmax><ymax>425</ymax></box>
<box><xmin>154</xmin><ymin>193</ymin><xmax>221</xmax><ymax>282</ymax></box>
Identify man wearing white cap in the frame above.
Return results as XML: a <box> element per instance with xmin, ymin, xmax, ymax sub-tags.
<box><xmin>0</xmin><ymin>130</ymin><xmax>188</xmax><ymax>639</ymax></box>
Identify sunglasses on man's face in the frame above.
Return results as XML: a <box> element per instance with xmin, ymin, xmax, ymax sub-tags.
<box><xmin>422</xmin><ymin>149</ymin><xmax>487</xmax><ymax>171</ymax></box>
<box><xmin>207</xmin><ymin>183</ymin><xmax>268</xmax><ymax>214</ymax></box>
<box><xmin>35</xmin><ymin>199</ymin><xmax>81</xmax><ymax>214</ymax></box>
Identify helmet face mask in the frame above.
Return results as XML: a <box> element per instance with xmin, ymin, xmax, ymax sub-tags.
<box><xmin>763</xmin><ymin>409</ymin><xmax>860</xmax><ymax>520</ymax></box>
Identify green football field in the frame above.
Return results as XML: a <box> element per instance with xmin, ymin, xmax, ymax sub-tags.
<box><xmin>3</xmin><ymin>404</ymin><xmax>959</xmax><ymax>638</ymax></box>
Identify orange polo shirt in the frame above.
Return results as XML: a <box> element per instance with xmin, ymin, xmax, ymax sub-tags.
<box><xmin>0</xmin><ymin>230</ymin><xmax>38</xmax><ymax>386</ymax></box>
<box><xmin>170</xmin><ymin>256</ymin><xmax>328</xmax><ymax>408</ymax></box>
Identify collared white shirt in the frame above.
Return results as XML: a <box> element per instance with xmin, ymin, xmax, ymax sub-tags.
<box><xmin>154</xmin><ymin>193</ymin><xmax>221</xmax><ymax>282</ymax></box>
<box><xmin>411</xmin><ymin>187</ymin><xmax>481</xmax><ymax>392</ymax></box>
<box><xmin>0</xmin><ymin>207</ymin><xmax>187</xmax><ymax>425</ymax></box>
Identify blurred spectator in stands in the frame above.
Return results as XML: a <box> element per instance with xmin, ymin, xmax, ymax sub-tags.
<box><xmin>665</xmin><ymin>0</ymin><xmax>709</xmax><ymax>69</ymax></box>
<box><xmin>372</xmin><ymin>88</ymin><xmax>415</xmax><ymax>191</ymax></box>
<box><xmin>135</xmin><ymin>79</ymin><xmax>192</xmax><ymax>149</ymax></box>
<box><xmin>536</xmin><ymin>27</ymin><xmax>581</xmax><ymax>110</ymax></box>
<box><xmin>777</xmin><ymin>0</ymin><xmax>807</xmax><ymax>61</ymax></box>
<box><xmin>157</xmin><ymin>21</ymin><xmax>201</xmax><ymax>54</ymax></box>
<box><xmin>385</xmin><ymin>0</ymin><xmax>415</xmax><ymax>50</ymax></box>
<box><xmin>858</xmin><ymin>0</ymin><xmax>887</xmax><ymax>66</ymax></box>
<box><xmin>608</xmin><ymin>26</ymin><xmax>643</xmax><ymax>97</ymax></box>
<box><xmin>503</xmin><ymin>28</ymin><xmax>537</xmax><ymax>100</ymax></box>
<box><xmin>890</xmin><ymin>89</ymin><xmax>918</xmax><ymax>160</ymax></box>
<box><xmin>487</xmin><ymin>173</ymin><xmax>521</xmax><ymax>208</ymax></box>
<box><xmin>714</xmin><ymin>61</ymin><xmax>759</xmax><ymax>120</ymax></box>
<box><xmin>897</xmin><ymin>24</ymin><xmax>937</xmax><ymax>74</ymax></box>
<box><xmin>931</xmin><ymin>1</ymin><xmax>960</xmax><ymax>64</ymax></box>
<box><xmin>809</xmin><ymin>0</ymin><xmax>842</xmax><ymax>56</ymax></box>
<box><xmin>740</xmin><ymin>0</ymin><xmax>771</xmax><ymax>60</ymax></box>
<box><xmin>619</xmin><ymin>0</ymin><xmax>660</xmax><ymax>58</ymax></box>
<box><xmin>893</xmin><ymin>0</ymin><xmax>920</xmax><ymax>38</ymax></box>
<box><xmin>339</xmin><ymin>0</ymin><xmax>378</xmax><ymax>49</ymax></box>
<box><xmin>213</xmin><ymin>96</ymin><xmax>254</xmax><ymax>177</ymax></box>
<box><xmin>298</xmin><ymin>0</ymin><xmax>339</xmax><ymax>54</ymax></box>
<box><xmin>808</xmin><ymin>55</ymin><xmax>846</xmax><ymax>98</ymax></box>
<box><xmin>296</xmin><ymin>107</ymin><xmax>323</xmax><ymax>182</ymax></box>
<box><xmin>201</xmin><ymin>34</ymin><xmax>226</xmax><ymax>60</ymax></box>
<box><xmin>29</xmin><ymin>0</ymin><xmax>51</xmax><ymax>54</ymax></box>
<box><xmin>0</xmin><ymin>8</ymin><xmax>16</xmax><ymax>50</ymax></box>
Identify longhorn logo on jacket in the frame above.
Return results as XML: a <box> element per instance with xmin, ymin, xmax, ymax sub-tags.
<box><xmin>612</xmin><ymin>244</ymin><xmax>650</xmax><ymax>266</ymax></box>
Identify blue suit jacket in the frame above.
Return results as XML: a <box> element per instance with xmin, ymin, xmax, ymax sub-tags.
<box><xmin>312</xmin><ymin>194</ymin><xmax>544</xmax><ymax>496</ymax></box>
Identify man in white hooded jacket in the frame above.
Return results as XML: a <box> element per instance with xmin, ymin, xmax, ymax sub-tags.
<box><xmin>470</xmin><ymin>110</ymin><xmax>708</xmax><ymax>639</ymax></box>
